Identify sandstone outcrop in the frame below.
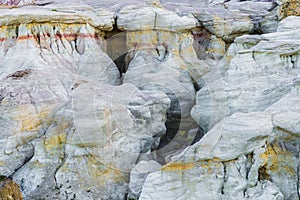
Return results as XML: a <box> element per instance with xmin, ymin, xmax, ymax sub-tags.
<box><xmin>0</xmin><ymin>5</ymin><xmax>170</xmax><ymax>199</ymax></box>
<box><xmin>0</xmin><ymin>0</ymin><xmax>299</xmax><ymax>200</ymax></box>
<box><xmin>140</xmin><ymin>10</ymin><xmax>300</xmax><ymax>200</ymax></box>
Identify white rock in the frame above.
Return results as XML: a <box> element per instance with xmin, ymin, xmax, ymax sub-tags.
<box><xmin>193</xmin><ymin>7</ymin><xmax>253</xmax><ymax>42</ymax></box>
<box><xmin>246</xmin><ymin>181</ymin><xmax>284</xmax><ymax>200</ymax></box>
<box><xmin>129</xmin><ymin>160</ymin><xmax>161</xmax><ymax>198</ymax></box>
<box><xmin>277</xmin><ymin>16</ymin><xmax>300</xmax><ymax>32</ymax></box>
<box><xmin>117</xmin><ymin>6</ymin><xmax>196</xmax><ymax>31</ymax></box>
<box><xmin>140</xmin><ymin>161</ymin><xmax>224</xmax><ymax>200</ymax></box>
<box><xmin>0</xmin><ymin>17</ymin><xmax>170</xmax><ymax>199</ymax></box>
<box><xmin>175</xmin><ymin>112</ymin><xmax>273</xmax><ymax>162</ymax></box>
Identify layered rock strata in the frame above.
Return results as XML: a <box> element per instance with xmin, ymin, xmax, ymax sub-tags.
<box><xmin>0</xmin><ymin>1</ymin><xmax>299</xmax><ymax>200</ymax></box>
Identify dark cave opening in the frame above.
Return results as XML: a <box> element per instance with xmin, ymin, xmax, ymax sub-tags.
<box><xmin>156</xmin><ymin>94</ymin><xmax>181</xmax><ymax>151</ymax></box>
<box><xmin>154</xmin><ymin>92</ymin><xmax>204</xmax><ymax>152</ymax></box>
<box><xmin>104</xmin><ymin>24</ymin><xmax>128</xmax><ymax>78</ymax></box>
<box><xmin>113</xmin><ymin>53</ymin><xmax>129</xmax><ymax>77</ymax></box>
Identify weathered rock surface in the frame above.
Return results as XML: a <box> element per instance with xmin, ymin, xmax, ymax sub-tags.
<box><xmin>0</xmin><ymin>1</ymin><xmax>299</xmax><ymax>200</ymax></box>
<box><xmin>8</xmin><ymin>82</ymin><xmax>169</xmax><ymax>199</ymax></box>
<box><xmin>193</xmin><ymin>7</ymin><xmax>253</xmax><ymax>42</ymax></box>
<box><xmin>174</xmin><ymin>112</ymin><xmax>273</xmax><ymax>162</ymax></box>
<box><xmin>118</xmin><ymin>8</ymin><xmax>213</xmax><ymax>162</ymax></box>
<box><xmin>118</xmin><ymin>5</ymin><xmax>196</xmax><ymax>31</ymax></box>
<box><xmin>192</xmin><ymin>18</ymin><xmax>300</xmax><ymax>131</ymax></box>
<box><xmin>278</xmin><ymin>0</ymin><xmax>300</xmax><ymax>19</ymax></box>
<box><xmin>139</xmin><ymin>5</ymin><xmax>300</xmax><ymax>200</ymax></box>
<box><xmin>0</xmin><ymin>6</ymin><xmax>170</xmax><ymax>199</ymax></box>
<box><xmin>0</xmin><ymin>0</ymin><xmax>34</xmax><ymax>6</ymax></box>
<box><xmin>123</xmin><ymin>30</ymin><xmax>200</xmax><ymax>162</ymax></box>
<box><xmin>277</xmin><ymin>16</ymin><xmax>300</xmax><ymax>32</ymax></box>
<box><xmin>0</xmin><ymin>177</ymin><xmax>23</xmax><ymax>200</ymax></box>
<box><xmin>128</xmin><ymin>160</ymin><xmax>161</xmax><ymax>199</ymax></box>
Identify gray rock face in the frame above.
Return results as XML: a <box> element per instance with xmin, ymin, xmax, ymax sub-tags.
<box><xmin>123</xmin><ymin>48</ymin><xmax>196</xmax><ymax>128</ymax></box>
<box><xmin>139</xmin><ymin>8</ymin><xmax>300</xmax><ymax>200</ymax></box>
<box><xmin>193</xmin><ymin>7</ymin><xmax>253</xmax><ymax>42</ymax></box>
<box><xmin>118</xmin><ymin>5</ymin><xmax>196</xmax><ymax>31</ymax></box>
<box><xmin>52</xmin><ymin>83</ymin><xmax>169</xmax><ymax>200</ymax></box>
<box><xmin>277</xmin><ymin>16</ymin><xmax>300</xmax><ymax>32</ymax></box>
<box><xmin>128</xmin><ymin>160</ymin><xmax>162</xmax><ymax>199</ymax></box>
<box><xmin>225</xmin><ymin>1</ymin><xmax>278</xmax><ymax>33</ymax></box>
<box><xmin>140</xmin><ymin>161</ymin><xmax>225</xmax><ymax>200</ymax></box>
<box><xmin>122</xmin><ymin>29</ymin><xmax>202</xmax><ymax>163</ymax></box>
<box><xmin>245</xmin><ymin>181</ymin><xmax>284</xmax><ymax>200</ymax></box>
<box><xmin>0</xmin><ymin>0</ymin><xmax>34</xmax><ymax>6</ymax></box>
<box><xmin>0</xmin><ymin>1</ymin><xmax>299</xmax><ymax>200</ymax></box>
<box><xmin>192</xmin><ymin>24</ymin><xmax>299</xmax><ymax>132</ymax></box>
<box><xmin>174</xmin><ymin>112</ymin><xmax>273</xmax><ymax>162</ymax></box>
<box><xmin>0</xmin><ymin>8</ymin><xmax>170</xmax><ymax>199</ymax></box>
<box><xmin>1</xmin><ymin>52</ymin><xmax>169</xmax><ymax>199</ymax></box>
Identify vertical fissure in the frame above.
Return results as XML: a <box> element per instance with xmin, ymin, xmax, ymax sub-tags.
<box><xmin>221</xmin><ymin>162</ymin><xmax>227</xmax><ymax>195</ymax></box>
<box><xmin>297</xmin><ymin>164</ymin><xmax>300</xmax><ymax>199</ymax></box>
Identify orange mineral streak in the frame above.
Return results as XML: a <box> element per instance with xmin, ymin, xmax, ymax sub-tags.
<box><xmin>85</xmin><ymin>156</ymin><xmax>125</xmax><ymax>187</ymax></box>
<box><xmin>161</xmin><ymin>162</ymin><xmax>195</xmax><ymax>171</ymax></box>
<box><xmin>161</xmin><ymin>157</ymin><xmax>222</xmax><ymax>172</ymax></box>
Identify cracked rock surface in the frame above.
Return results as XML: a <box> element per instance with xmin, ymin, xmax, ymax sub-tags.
<box><xmin>0</xmin><ymin>0</ymin><xmax>299</xmax><ymax>199</ymax></box>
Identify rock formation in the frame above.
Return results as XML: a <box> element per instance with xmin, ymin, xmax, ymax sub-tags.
<box><xmin>0</xmin><ymin>0</ymin><xmax>299</xmax><ymax>199</ymax></box>
<box><xmin>0</xmin><ymin>177</ymin><xmax>23</xmax><ymax>200</ymax></box>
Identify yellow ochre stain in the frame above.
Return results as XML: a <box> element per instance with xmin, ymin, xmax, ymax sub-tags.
<box><xmin>0</xmin><ymin>161</ymin><xmax>5</xmax><ymax>167</ymax></box>
<box><xmin>85</xmin><ymin>155</ymin><xmax>125</xmax><ymax>187</ymax></box>
<box><xmin>12</xmin><ymin>105</ymin><xmax>52</xmax><ymax>133</ymax></box>
<box><xmin>279</xmin><ymin>0</ymin><xmax>300</xmax><ymax>19</ymax></box>
<box><xmin>44</xmin><ymin>133</ymin><xmax>67</xmax><ymax>151</ymax></box>
<box><xmin>161</xmin><ymin>162</ymin><xmax>195</xmax><ymax>171</ymax></box>
<box><xmin>259</xmin><ymin>142</ymin><xmax>296</xmax><ymax>176</ymax></box>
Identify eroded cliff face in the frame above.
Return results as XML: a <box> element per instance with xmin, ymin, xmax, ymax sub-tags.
<box><xmin>0</xmin><ymin>0</ymin><xmax>299</xmax><ymax>200</ymax></box>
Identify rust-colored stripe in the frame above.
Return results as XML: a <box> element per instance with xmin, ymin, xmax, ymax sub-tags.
<box><xmin>0</xmin><ymin>33</ymin><xmax>97</xmax><ymax>42</ymax></box>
